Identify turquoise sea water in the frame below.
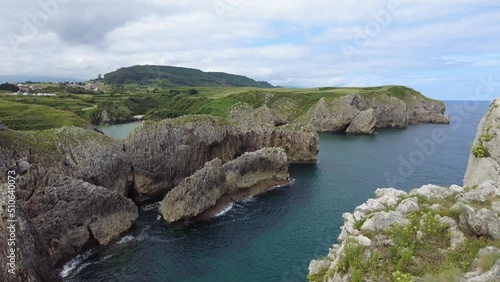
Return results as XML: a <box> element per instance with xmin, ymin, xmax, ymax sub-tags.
<box><xmin>96</xmin><ymin>121</ymin><xmax>143</xmax><ymax>140</ymax></box>
<box><xmin>65</xmin><ymin>101</ymin><xmax>489</xmax><ymax>282</ymax></box>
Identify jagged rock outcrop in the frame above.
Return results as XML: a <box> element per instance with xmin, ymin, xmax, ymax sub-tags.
<box><xmin>345</xmin><ymin>109</ymin><xmax>377</xmax><ymax>135</ymax></box>
<box><xmin>0</xmin><ymin>185</ymin><xmax>62</xmax><ymax>282</ymax></box>
<box><xmin>464</xmin><ymin>99</ymin><xmax>500</xmax><ymax>187</ymax></box>
<box><xmin>0</xmin><ymin>127</ymin><xmax>132</xmax><ymax>199</ymax></box>
<box><xmin>23</xmin><ymin>176</ymin><xmax>138</xmax><ymax>266</ymax></box>
<box><xmin>0</xmin><ymin>127</ymin><xmax>139</xmax><ymax>267</ymax></box>
<box><xmin>53</xmin><ymin>127</ymin><xmax>133</xmax><ymax>196</ymax></box>
<box><xmin>306</xmin><ymin>96</ymin><xmax>362</xmax><ymax>132</ymax></box>
<box><xmin>363</xmin><ymin>94</ymin><xmax>408</xmax><ymax>128</ymax></box>
<box><xmin>125</xmin><ymin>115</ymin><xmax>318</xmax><ymax>202</ymax></box>
<box><xmin>160</xmin><ymin>147</ymin><xmax>289</xmax><ymax>222</ymax></box>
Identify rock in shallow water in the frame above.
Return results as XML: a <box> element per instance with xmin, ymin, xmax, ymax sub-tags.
<box><xmin>24</xmin><ymin>176</ymin><xmax>138</xmax><ymax>266</ymax></box>
<box><xmin>160</xmin><ymin>147</ymin><xmax>289</xmax><ymax>222</ymax></box>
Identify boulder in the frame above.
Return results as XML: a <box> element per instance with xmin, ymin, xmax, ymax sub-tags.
<box><xmin>459</xmin><ymin>207</ymin><xmax>500</xmax><ymax>239</ymax></box>
<box><xmin>396</xmin><ymin>197</ymin><xmax>420</xmax><ymax>214</ymax></box>
<box><xmin>456</xmin><ymin>181</ymin><xmax>500</xmax><ymax>204</ymax></box>
<box><xmin>410</xmin><ymin>184</ymin><xmax>456</xmax><ymax>201</ymax></box>
<box><xmin>360</xmin><ymin>211</ymin><xmax>410</xmax><ymax>233</ymax></box>
<box><xmin>375</xmin><ymin>188</ymin><xmax>407</xmax><ymax>208</ymax></box>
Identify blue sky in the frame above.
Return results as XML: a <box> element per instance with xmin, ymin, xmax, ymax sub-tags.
<box><xmin>1</xmin><ymin>0</ymin><xmax>500</xmax><ymax>100</ymax></box>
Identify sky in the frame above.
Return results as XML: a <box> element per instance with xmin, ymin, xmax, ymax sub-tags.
<box><xmin>1</xmin><ymin>0</ymin><xmax>500</xmax><ymax>100</ymax></box>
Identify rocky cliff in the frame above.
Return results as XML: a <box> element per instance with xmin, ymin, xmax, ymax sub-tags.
<box><xmin>308</xmin><ymin>100</ymin><xmax>500</xmax><ymax>281</ymax></box>
<box><xmin>464</xmin><ymin>99</ymin><xmax>500</xmax><ymax>188</ymax></box>
<box><xmin>160</xmin><ymin>147</ymin><xmax>289</xmax><ymax>222</ymax></box>
<box><xmin>0</xmin><ymin>127</ymin><xmax>138</xmax><ymax>268</ymax></box>
<box><xmin>0</xmin><ymin>184</ymin><xmax>62</xmax><ymax>282</ymax></box>
<box><xmin>125</xmin><ymin>115</ymin><xmax>318</xmax><ymax>202</ymax></box>
<box><xmin>303</xmin><ymin>92</ymin><xmax>448</xmax><ymax>134</ymax></box>
<box><xmin>24</xmin><ymin>176</ymin><xmax>138</xmax><ymax>266</ymax></box>
<box><xmin>227</xmin><ymin>87</ymin><xmax>449</xmax><ymax>135</ymax></box>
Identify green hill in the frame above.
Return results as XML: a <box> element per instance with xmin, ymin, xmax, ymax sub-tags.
<box><xmin>103</xmin><ymin>65</ymin><xmax>274</xmax><ymax>88</ymax></box>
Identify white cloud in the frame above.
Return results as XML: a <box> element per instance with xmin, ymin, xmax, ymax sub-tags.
<box><xmin>1</xmin><ymin>0</ymin><xmax>499</xmax><ymax>99</ymax></box>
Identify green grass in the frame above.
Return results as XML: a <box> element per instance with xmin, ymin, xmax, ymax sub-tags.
<box><xmin>0</xmin><ymin>99</ymin><xmax>89</xmax><ymax>130</ymax></box>
<box><xmin>476</xmin><ymin>252</ymin><xmax>500</xmax><ymax>271</ymax></box>
<box><xmin>1</xmin><ymin>83</ymin><xmax>442</xmax><ymax>129</ymax></box>
<box><xmin>472</xmin><ymin>143</ymin><xmax>490</xmax><ymax>158</ymax></box>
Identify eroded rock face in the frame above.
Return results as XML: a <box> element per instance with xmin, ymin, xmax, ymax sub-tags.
<box><xmin>160</xmin><ymin>148</ymin><xmax>289</xmax><ymax>222</ymax></box>
<box><xmin>54</xmin><ymin>127</ymin><xmax>133</xmax><ymax>196</ymax></box>
<box><xmin>346</xmin><ymin>109</ymin><xmax>377</xmax><ymax>135</ymax></box>
<box><xmin>306</xmin><ymin>96</ymin><xmax>361</xmax><ymax>132</ymax></box>
<box><xmin>23</xmin><ymin>176</ymin><xmax>138</xmax><ymax>266</ymax></box>
<box><xmin>125</xmin><ymin>115</ymin><xmax>318</xmax><ymax>202</ymax></box>
<box><xmin>364</xmin><ymin>94</ymin><xmax>408</xmax><ymax>128</ymax></box>
<box><xmin>464</xmin><ymin>99</ymin><xmax>500</xmax><ymax>187</ymax></box>
<box><xmin>0</xmin><ymin>185</ymin><xmax>62</xmax><ymax>282</ymax></box>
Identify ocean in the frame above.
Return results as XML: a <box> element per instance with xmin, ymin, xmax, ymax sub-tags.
<box><xmin>65</xmin><ymin>101</ymin><xmax>489</xmax><ymax>282</ymax></box>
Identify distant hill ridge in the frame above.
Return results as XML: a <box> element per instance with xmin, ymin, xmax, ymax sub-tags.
<box><xmin>103</xmin><ymin>65</ymin><xmax>274</xmax><ymax>88</ymax></box>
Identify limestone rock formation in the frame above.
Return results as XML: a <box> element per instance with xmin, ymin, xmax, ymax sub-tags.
<box><xmin>300</xmin><ymin>90</ymin><xmax>447</xmax><ymax>134</ymax></box>
<box><xmin>160</xmin><ymin>147</ymin><xmax>289</xmax><ymax>222</ymax></box>
<box><xmin>53</xmin><ymin>127</ymin><xmax>133</xmax><ymax>196</ymax></box>
<box><xmin>345</xmin><ymin>109</ymin><xmax>377</xmax><ymax>135</ymax></box>
<box><xmin>125</xmin><ymin>115</ymin><xmax>318</xmax><ymax>202</ymax></box>
<box><xmin>308</xmin><ymin>182</ymin><xmax>500</xmax><ymax>281</ymax></box>
<box><xmin>363</xmin><ymin>94</ymin><xmax>408</xmax><ymax>128</ymax></box>
<box><xmin>306</xmin><ymin>96</ymin><xmax>361</xmax><ymax>132</ymax></box>
<box><xmin>464</xmin><ymin>98</ymin><xmax>500</xmax><ymax>187</ymax></box>
<box><xmin>225</xmin><ymin>87</ymin><xmax>449</xmax><ymax>135</ymax></box>
<box><xmin>0</xmin><ymin>185</ymin><xmax>62</xmax><ymax>282</ymax></box>
<box><xmin>23</xmin><ymin>176</ymin><xmax>138</xmax><ymax>266</ymax></box>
